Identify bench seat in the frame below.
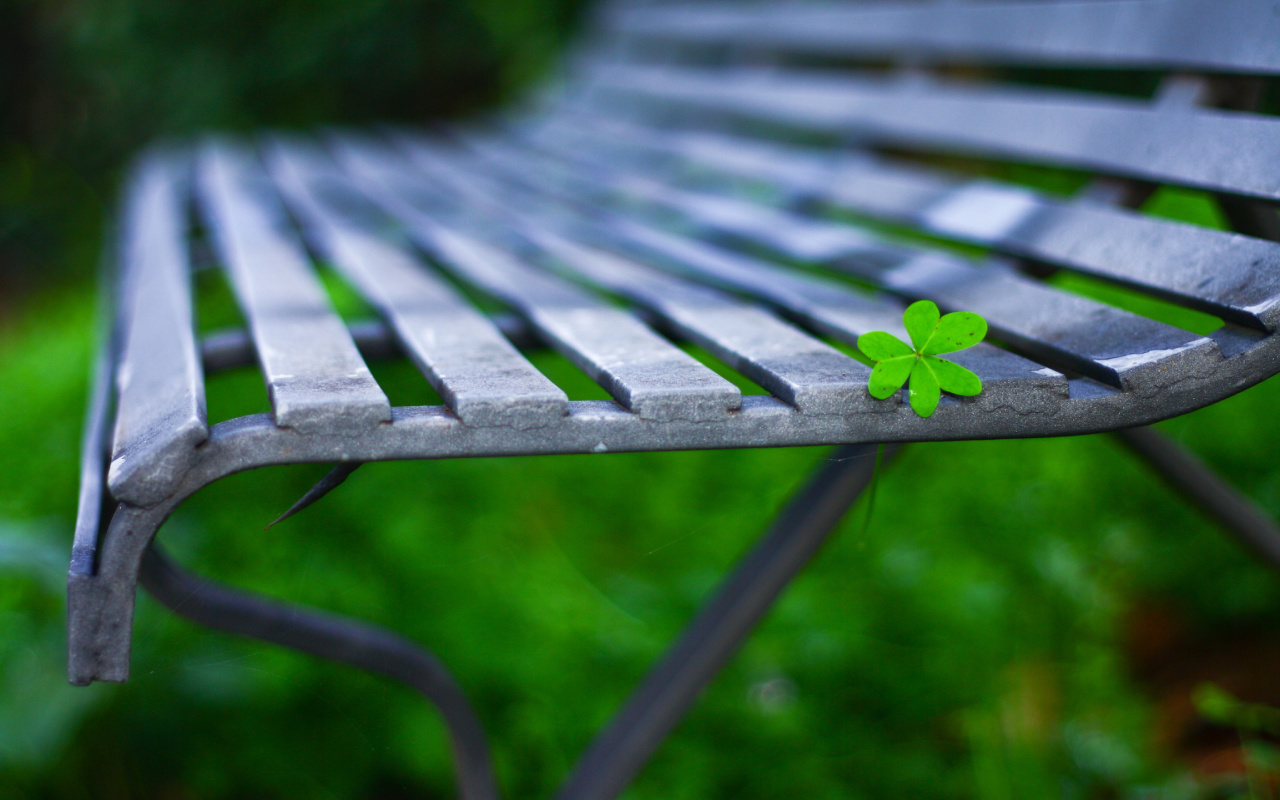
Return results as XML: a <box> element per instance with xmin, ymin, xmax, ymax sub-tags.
<box><xmin>69</xmin><ymin>1</ymin><xmax>1280</xmax><ymax>798</ymax></box>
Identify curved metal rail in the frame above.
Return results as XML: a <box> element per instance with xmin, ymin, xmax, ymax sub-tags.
<box><xmin>139</xmin><ymin>543</ymin><xmax>500</xmax><ymax>800</ymax></box>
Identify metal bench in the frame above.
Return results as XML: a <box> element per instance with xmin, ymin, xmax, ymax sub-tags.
<box><xmin>69</xmin><ymin>1</ymin><xmax>1280</xmax><ymax>798</ymax></box>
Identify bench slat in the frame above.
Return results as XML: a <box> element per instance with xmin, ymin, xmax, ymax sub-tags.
<box><xmin>197</xmin><ymin>141</ymin><xmax>392</xmax><ymax>434</ymax></box>
<box><xmin>472</xmin><ymin>130</ymin><xmax>897</xmax><ymax>265</ymax></box>
<box><xmin>481</xmin><ymin>134</ymin><xmax>1222</xmax><ymax>392</ymax></box>
<box><xmin>451</xmin><ymin>135</ymin><xmax>1062</xmax><ymax>396</ymax></box>
<box><xmin>873</xmin><ymin>254</ymin><xmax>1223</xmax><ymax>394</ymax></box>
<box><xmin>395</xmin><ymin>136</ymin><xmax>876</xmax><ymax>415</ymax></box>
<box><xmin>597</xmin><ymin>177</ymin><xmax>1223</xmax><ymax>392</ymax></box>
<box><xmin>542</xmin><ymin>115</ymin><xmax>1280</xmax><ymax>331</ymax></box>
<box><xmin>608</xmin><ymin>0</ymin><xmax>1280</xmax><ymax>76</ymax></box>
<box><xmin>264</xmin><ymin>139</ymin><xmax>570</xmax><ymax>429</ymax></box>
<box><xmin>591</xmin><ymin>64</ymin><xmax>1280</xmax><ymax>202</ymax></box>
<box><xmin>528</xmin><ymin>231</ymin><xmax>878</xmax><ymax>415</ymax></box>
<box><xmin>619</xmin><ymin>196</ymin><xmax>1217</xmax><ymax>393</ymax></box>
<box><xmin>574</xmin><ymin>216</ymin><xmax>1068</xmax><ymax>405</ymax></box>
<box><xmin>331</xmin><ymin>138</ymin><xmax>742</xmax><ymax>423</ymax></box>
<box><xmin>427</xmin><ymin>135</ymin><xmax>908</xmax><ymax>335</ymax></box>
<box><xmin>931</xmin><ymin>186</ymin><xmax>1280</xmax><ymax>332</ymax></box>
<box><xmin>107</xmin><ymin>152</ymin><xmax>210</xmax><ymax>505</ymax></box>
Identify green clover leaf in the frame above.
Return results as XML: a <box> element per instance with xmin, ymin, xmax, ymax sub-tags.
<box><xmin>856</xmin><ymin>300</ymin><xmax>987</xmax><ymax>418</ymax></box>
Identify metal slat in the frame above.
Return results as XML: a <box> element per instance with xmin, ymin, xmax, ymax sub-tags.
<box><xmin>937</xmin><ymin>188</ymin><xmax>1280</xmax><ymax>331</ymax></box>
<box><xmin>329</xmin><ymin>138</ymin><xmax>742</xmax><ymax>423</ymax></box>
<box><xmin>196</xmin><ymin>140</ymin><xmax>391</xmax><ymax>434</ymax></box>
<box><xmin>607</xmin><ymin>0</ymin><xmax>1280</xmax><ymax>76</ymax></box>
<box><xmin>463</xmin><ymin>133</ymin><xmax>1218</xmax><ymax>392</ymax></box>
<box><xmin>73</xmin><ymin>324</ymin><xmax>114</xmax><ymax>574</ymax></box>
<box><xmin>531</xmin><ymin>115</ymin><xmax>944</xmax><ymax>218</ymax></box>
<box><xmin>662</xmin><ymin>124</ymin><xmax>1280</xmax><ymax>331</ymax></box>
<box><xmin>532</xmin><ymin>117</ymin><xmax>1280</xmax><ymax>331</ymax></box>
<box><xmin>402</xmin><ymin>134</ymin><xmax>910</xmax><ymax>340</ymax></box>
<box><xmin>873</xmin><ymin>254</ymin><xmax>1223</xmax><ymax>393</ymax></box>
<box><xmin>528</xmin><ymin>154</ymin><xmax>1223</xmax><ymax>392</ymax></box>
<box><xmin>621</xmin><ymin>187</ymin><xmax>1224</xmax><ymax>391</ymax></box>
<box><xmin>527</xmin><ymin>231</ymin><xmax>879</xmax><ymax>415</ymax></box>
<box><xmin>588</xmin><ymin>64</ymin><xmax>1280</xmax><ymax>202</ymax></box>
<box><xmin>540</xmin><ymin>235</ymin><xmax>880</xmax><ymax>414</ymax></box>
<box><xmin>569</xmin><ymin>214</ymin><xmax>1068</xmax><ymax>406</ymax></box>
<box><xmin>391</xmin><ymin>138</ymin><xmax>877</xmax><ymax>415</ymax></box>
<box><xmin>401</xmin><ymin>143</ymin><xmax>880</xmax><ymax>415</ymax></box>
<box><xmin>437</xmin><ymin>134</ymin><xmax>1064</xmax><ymax>399</ymax></box>
<box><xmin>263</xmin><ymin>138</ymin><xmax>569</xmax><ymax>429</ymax></box>
<box><xmin>471</xmin><ymin>127</ymin><xmax>895</xmax><ymax>266</ymax></box>
<box><xmin>107</xmin><ymin>152</ymin><xmax>209</xmax><ymax>506</ymax></box>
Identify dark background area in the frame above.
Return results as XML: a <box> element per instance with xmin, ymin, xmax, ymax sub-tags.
<box><xmin>0</xmin><ymin>0</ymin><xmax>590</xmax><ymax>298</ymax></box>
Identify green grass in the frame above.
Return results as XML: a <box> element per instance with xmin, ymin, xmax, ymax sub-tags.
<box><xmin>3</xmin><ymin>287</ymin><xmax>1280</xmax><ymax>799</ymax></box>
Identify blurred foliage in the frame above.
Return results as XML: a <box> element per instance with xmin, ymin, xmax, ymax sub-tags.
<box><xmin>0</xmin><ymin>0</ymin><xmax>590</xmax><ymax>294</ymax></box>
<box><xmin>4</xmin><ymin>281</ymin><xmax>1280</xmax><ymax>798</ymax></box>
<box><xmin>1192</xmin><ymin>686</ymin><xmax>1280</xmax><ymax>799</ymax></box>
<box><xmin>1194</xmin><ymin>685</ymin><xmax>1280</xmax><ymax>737</ymax></box>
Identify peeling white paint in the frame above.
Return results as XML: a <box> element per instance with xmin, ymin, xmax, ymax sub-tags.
<box><xmin>1098</xmin><ymin>338</ymin><xmax>1214</xmax><ymax>371</ymax></box>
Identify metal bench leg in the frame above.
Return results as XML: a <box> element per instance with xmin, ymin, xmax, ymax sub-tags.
<box><xmin>1065</xmin><ymin>76</ymin><xmax>1280</xmax><ymax>574</ymax></box>
<box><xmin>1113</xmin><ymin>426</ymin><xmax>1280</xmax><ymax>571</ymax></box>
<box><xmin>556</xmin><ymin>442</ymin><xmax>892</xmax><ymax>800</ymax></box>
<box><xmin>138</xmin><ymin>542</ymin><xmax>500</xmax><ymax>800</ymax></box>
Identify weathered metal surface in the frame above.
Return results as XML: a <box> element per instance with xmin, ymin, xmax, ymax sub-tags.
<box><xmin>527</xmin><ymin>231</ymin><xmax>877</xmax><ymax>415</ymax></box>
<box><xmin>464</xmin><ymin>131</ymin><xmax>898</xmax><ymax>264</ymax></box>
<box><xmin>106</xmin><ymin>152</ymin><xmax>209</xmax><ymax>507</ymax></box>
<box><xmin>865</xmin><ymin>254</ymin><xmax>1222</xmax><ymax>392</ymax></box>
<box><xmin>499</xmin><ymin>150</ymin><xmax>1225</xmax><ymax>392</ymax></box>
<box><xmin>200</xmin><ymin>314</ymin><xmax>541</xmax><ymax>374</ymax></box>
<box><xmin>264</xmin><ymin>137</ymin><xmax>569</xmax><ymax>428</ymax></box>
<box><xmin>540</xmin><ymin>117</ymin><xmax>1280</xmax><ymax>330</ymax></box>
<box><xmin>593</xmin><ymin>218</ymin><xmax>1071</xmax><ymax>409</ymax></box>
<box><xmin>588</xmin><ymin>64</ymin><xmax>1280</xmax><ymax>201</ymax></box>
<box><xmin>423</xmin><ymin>138</ymin><xmax>1070</xmax><ymax>411</ymax></box>
<box><xmin>392</xmin><ymin>136</ymin><xmax>877</xmax><ymax>415</ymax></box>
<box><xmin>330</xmin><ymin>137</ymin><xmax>743</xmax><ymax>422</ymax></box>
<box><xmin>72</xmin><ymin>291</ymin><xmax>118</xmax><ymax>576</ymax></box>
<box><xmin>607</xmin><ymin>0</ymin><xmax>1280</xmax><ymax>76</ymax></box>
<box><xmin>196</xmin><ymin>140</ymin><xmax>392</xmax><ymax>434</ymax></box>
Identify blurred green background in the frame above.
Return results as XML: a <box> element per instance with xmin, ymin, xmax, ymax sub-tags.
<box><xmin>4</xmin><ymin>1</ymin><xmax>1280</xmax><ymax>798</ymax></box>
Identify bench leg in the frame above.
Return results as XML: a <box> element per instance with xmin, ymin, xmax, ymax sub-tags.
<box><xmin>138</xmin><ymin>543</ymin><xmax>500</xmax><ymax>800</ymax></box>
<box><xmin>129</xmin><ymin>442</ymin><xmax>886</xmax><ymax>800</ymax></box>
<box><xmin>117</xmin><ymin>431</ymin><xmax>1278</xmax><ymax>800</ymax></box>
<box><xmin>556</xmin><ymin>442</ymin><xmax>890</xmax><ymax>800</ymax></box>
<box><xmin>1113</xmin><ymin>426</ymin><xmax>1280</xmax><ymax>571</ymax></box>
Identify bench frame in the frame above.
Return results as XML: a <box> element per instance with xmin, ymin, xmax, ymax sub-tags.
<box><xmin>69</xmin><ymin>2</ymin><xmax>1280</xmax><ymax>798</ymax></box>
